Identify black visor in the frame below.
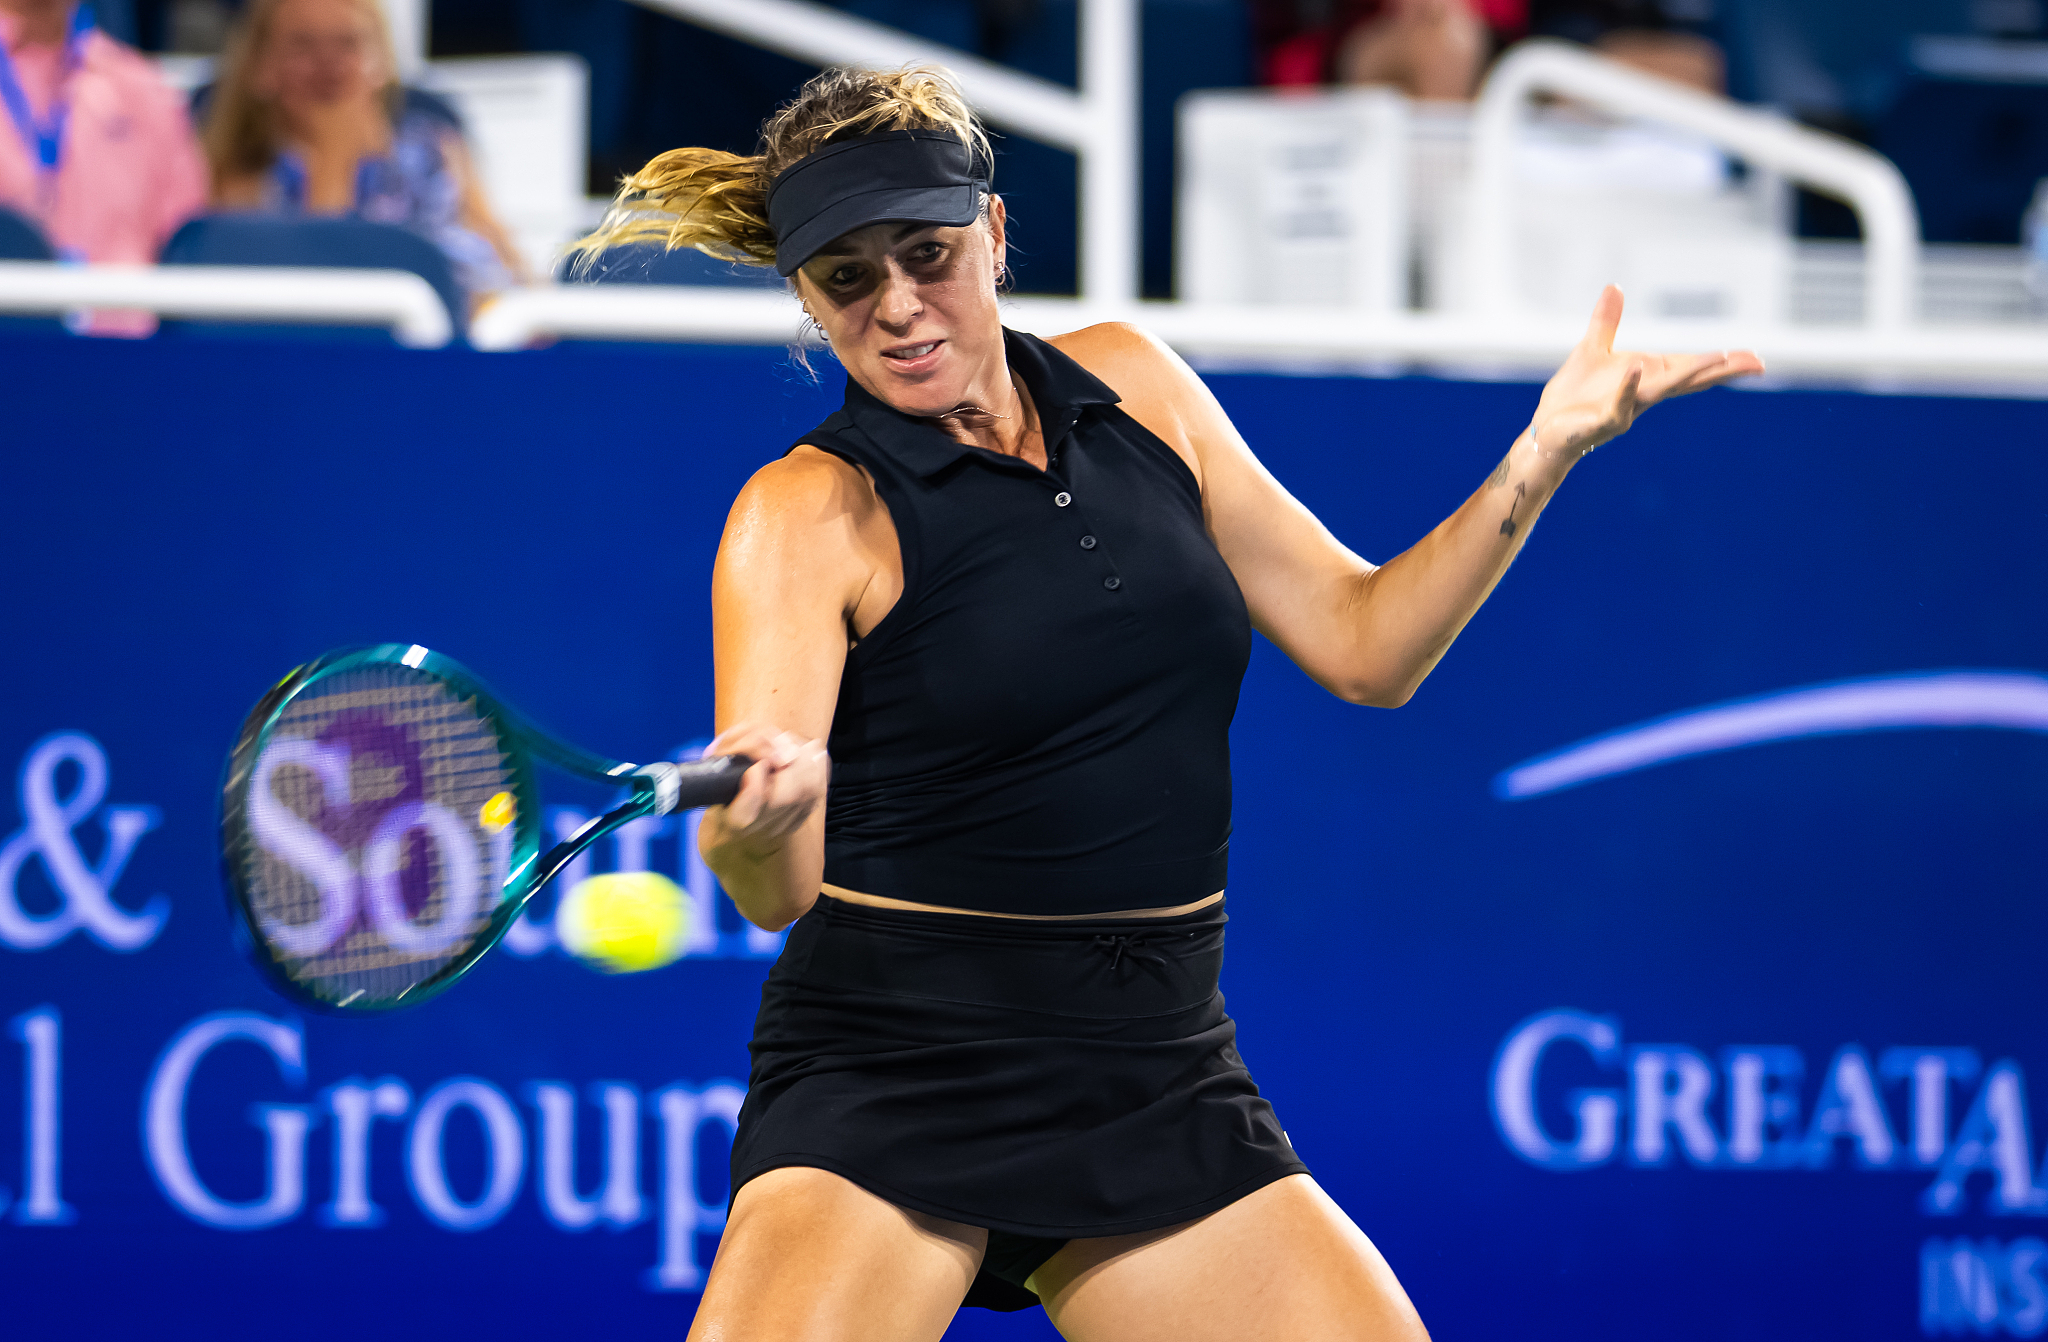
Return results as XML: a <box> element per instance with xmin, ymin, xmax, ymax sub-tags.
<box><xmin>767</xmin><ymin>129</ymin><xmax>990</xmax><ymax>277</ymax></box>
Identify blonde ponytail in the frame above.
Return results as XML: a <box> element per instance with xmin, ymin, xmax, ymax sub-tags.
<box><xmin>573</xmin><ymin>148</ymin><xmax>778</xmax><ymax>269</ymax></box>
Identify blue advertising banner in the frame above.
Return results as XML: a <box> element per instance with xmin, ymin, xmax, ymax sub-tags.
<box><xmin>1</xmin><ymin>333</ymin><xmax>2043</xmax><ymax>1341</ymax></box>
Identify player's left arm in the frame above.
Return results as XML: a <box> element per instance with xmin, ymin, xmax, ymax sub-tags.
<box><xmin>1058</xmin><ymin>287</ymin><xmax>1762</xmax><ymax>708</ymax></box>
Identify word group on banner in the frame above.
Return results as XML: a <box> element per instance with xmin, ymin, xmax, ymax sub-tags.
<box><xmin>0</xmin><ymin>1002</ymin><xmax>740</xmax><ymax>1289</ymax></box>
<box><xmin>98</xmin><ymin>1008</ymin><xmax>740</xmax><ymax>1291</ymax></box>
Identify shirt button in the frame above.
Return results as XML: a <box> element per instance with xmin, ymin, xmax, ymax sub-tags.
<box><xmin>1054</xmin><ymin>491</ymin><xmax>1072</xmax><ymax>507</ymax></box>
<box><xmin>1103</xmin><ymin>576</ymin><xmax>1121</xmax><ymax>591</ymax></box>
<box><xmin>1079</xmin><ymin>535</ymin><xmax>1098</xmax><ymax>550</ymax></box>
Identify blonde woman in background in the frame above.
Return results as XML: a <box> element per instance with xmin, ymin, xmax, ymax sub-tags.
<box><xmin>203</xmin><ymin>0</ymin><xmax>523</xmax><ymax>303</ymax></box>
<box><xmin>585</xmin><ymin>63</ymin><xmax>1759</xmax><ymax>1342</ymax></box>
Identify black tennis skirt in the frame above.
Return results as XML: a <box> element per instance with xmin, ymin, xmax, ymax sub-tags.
<box><xmin>729</xmin><ymin>894</ymin><xmax>1308</xmax><ymax>1310</ymax></box>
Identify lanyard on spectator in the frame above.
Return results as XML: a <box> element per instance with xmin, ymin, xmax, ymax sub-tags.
<box><xmin>0</xmin><ymin>4</ymin><xmax>95</xmax><ymax>191</ymax></box>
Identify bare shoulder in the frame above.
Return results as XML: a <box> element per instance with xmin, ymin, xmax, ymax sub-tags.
<box><xmin>718</xmin><ymin>446</ymin><xmax>891</xmax><ymax>610</ymax></box>
<box><xmin>1049</xmin><ymin>323</ymin><xmax>1228</xmax><ymax>489</ymax></box>
<box><xmin>728</xmin><ymin>445</ymin><xmax>879</xmax><ymax>533</ymax></box>
<box><xmin>1050</xmin><ymin>322</ymin><xmax>1191</xmax><ymax>397</ymax></box>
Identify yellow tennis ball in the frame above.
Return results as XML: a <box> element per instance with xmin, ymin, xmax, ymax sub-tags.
<box><xmin>555</xmin><ymin>871</ymin><xmax>690</xmax><ymax>974</ymax></box>
<box><xmin>478</xmin><ymin>791</ymin><xmax>517</xmax><ymax>833</ymax></box>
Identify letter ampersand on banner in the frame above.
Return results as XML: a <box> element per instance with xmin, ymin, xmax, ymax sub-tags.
<box><xmin>0</xmin><ymin>732</ymin><xmax>167</xmax><ymax>952</ymax></box>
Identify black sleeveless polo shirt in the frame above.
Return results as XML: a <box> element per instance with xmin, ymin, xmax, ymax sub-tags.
<box><xmin>797</xmin><ymin>329</ymin><xmax>1251</xmax><ymax>915</ymax></box>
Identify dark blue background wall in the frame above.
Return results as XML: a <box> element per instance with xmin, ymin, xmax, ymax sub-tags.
<box><xmin>2</xmin><ymin>332</ymin><xmax>2044</xmax><ymax>1340</ymax></box>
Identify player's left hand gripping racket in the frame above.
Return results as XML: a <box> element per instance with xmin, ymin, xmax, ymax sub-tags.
<box><xmin>219</xmin><ymin>644</ymin><xmax>747</xmax><ymax>1013</ymax></box>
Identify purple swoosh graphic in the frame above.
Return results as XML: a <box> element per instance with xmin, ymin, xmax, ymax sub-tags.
<box><xmin>1493</xmin><ymin>670</ymin><xmax>2048</xmax><ymax>800</ymax></box>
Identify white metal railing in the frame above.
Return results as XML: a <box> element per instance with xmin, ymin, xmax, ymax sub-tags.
<box><xmin>1467</xmin><ymin>41</ymin><xmax>1922</xmax><ymax>331</ymax></box>
<box><xmin>463</xmin><ymin>283</ymin><xmax>2048</xmax><ymax>386</ymax></box>
<box><xmin>471</xmin><ymin>284</ymin><xmax>806</xmax><ymax>349</ymax></box>
<box><xmin>0</xmin><ymin>264</ymin><xmax>454</xmax><ymax>346</ymax></box>
<box><xmin>7</xmin><ymin>258</ymin><xmax>2046</xmax><ymax>386</ymax></box>
<box><xmin>6</xmin><ymin>251</ymin><xmax>2036</xmax><ymax>385</ymax></box>
<box><xmin>626</xmin><ymin>0</ymin><xmax>1139</xmax><ymax>306</ymax></box>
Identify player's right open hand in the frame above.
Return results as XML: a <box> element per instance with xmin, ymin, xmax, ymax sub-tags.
<box><xmin>1531</xmin><ymin>285</ymin><xmax>1764</xmax><ymax>463</ymax></box>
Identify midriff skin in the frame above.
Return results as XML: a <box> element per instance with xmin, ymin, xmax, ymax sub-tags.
<box><xmin>822</xmin><ymin>884</ymin><xmax>1225</xmax><ymax>921</ymax></box>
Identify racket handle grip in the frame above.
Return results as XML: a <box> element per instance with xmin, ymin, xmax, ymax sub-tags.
<box><xmin>635</xmin><ymin>755</ymin><xmax>753</xmax><ymax>814</ymax></box>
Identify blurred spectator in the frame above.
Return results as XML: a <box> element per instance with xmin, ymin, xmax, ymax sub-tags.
<box><xmin>1529</xmin><ymin>0</ymin><xmax>1724</xmax><ymax>94</ymax></box>
<box><xmin>1257</xmin><ymin>0</ymin><xmax>1528</xmax><ymax>98</ymax></box>
<box><xmin>0</xmin><ymin>0</ymin><xmax>206</xmax><ymax>263</ymax></box>
<box><xmin>203</xmin><ymin>0</ymin><xmax>524</xmax><ymax>301</ymax></box>
<box><xmin>1258</xmin><ymin>0</ymin><xmax>1723</xmax><ymax>99</ymax></box>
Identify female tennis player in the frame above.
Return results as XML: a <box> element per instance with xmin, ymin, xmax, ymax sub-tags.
<box><xmin>582</xmin><ymin>64</ymin><xmax>1761</xmax><ymax>1341</ymax></box>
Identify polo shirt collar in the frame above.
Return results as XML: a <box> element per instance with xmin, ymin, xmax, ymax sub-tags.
<box><xmin>842</xmin><ymin>327</ymin><xmax>1121</xmax><ymax>478</ymax></box>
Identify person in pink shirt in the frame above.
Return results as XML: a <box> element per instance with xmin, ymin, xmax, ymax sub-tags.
<box><xmin>0</xmin><ymin>0</ymin><xmax>207</xmax><ymax>266</ymax></box>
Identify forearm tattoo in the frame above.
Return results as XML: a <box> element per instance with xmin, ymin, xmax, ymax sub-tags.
<box><xmin>1498</xmin><ymin>482</ymin><xmax>1527</xmax><ymax>538</ymax></box>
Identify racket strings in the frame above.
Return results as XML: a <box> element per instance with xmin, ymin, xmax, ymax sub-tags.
<box><xmin>238</xmin><ymin>664</ymin><xmax>517</xmax><ymax>1003</ymax></box>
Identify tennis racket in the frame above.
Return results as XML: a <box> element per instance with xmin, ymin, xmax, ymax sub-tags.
<box><xmin>219</xmin><ymin>643</ymin><xmax>748</xmax><ymax>1013</ymax></box>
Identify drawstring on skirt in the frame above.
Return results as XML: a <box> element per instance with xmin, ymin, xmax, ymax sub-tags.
<box><xmin>1092</xmin><ymin>931</ymin><xmax>1171</xmax><ymax>971</ymax></box>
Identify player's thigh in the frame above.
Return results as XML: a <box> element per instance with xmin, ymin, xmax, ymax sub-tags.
<box><xmin>687</xmin><ymin>1165</ymin><xmax>984</xmax><ymax>1342</ymax></box>
<box><xmin>1031</xmin><ymin>1174</ymin><xmax>1429</xmax><ymax>1342</ymax></box>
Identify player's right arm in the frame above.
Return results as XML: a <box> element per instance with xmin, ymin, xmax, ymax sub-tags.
<box><xmin>698</xmin><ymin>446</ymin><xmax>892</xmax><ymax>932</ymax></box>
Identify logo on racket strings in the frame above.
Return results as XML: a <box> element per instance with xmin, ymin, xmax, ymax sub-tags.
<box><xmin>246</xmin><ymin>715</ymin><xmax>511</xmax><ymax>960</ymax></box>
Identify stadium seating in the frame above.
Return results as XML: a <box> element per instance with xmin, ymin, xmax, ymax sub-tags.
<box><xmin>155</xmin><ymin>214</ymin><xmax>464</xmax><ymax>343</ymax></box>
<box><xmin>0</xmin><ymin>207</ymin><xmax>53</xmax><ymax>261</ymax></box>
<box><xmin>0</xmin><ymin>209</ymin><xmax>64</xmax><ymax>336</ymax></box>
